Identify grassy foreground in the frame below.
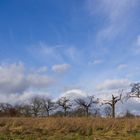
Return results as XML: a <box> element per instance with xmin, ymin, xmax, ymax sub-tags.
<box><xmin>0</xmin><ymin>117</ymin><xmax>140</xmax><ymax>140</ymax></box>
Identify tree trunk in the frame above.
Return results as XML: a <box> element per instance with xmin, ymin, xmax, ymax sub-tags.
<box><xmin>86</xmin><ymin>107</ymin><xmax>89</xmax><ymax>117</ymax></box>
<box><xmin>64</xmin><ymin>108</ymin><xmax>67</xmax><ymax>117</ymax></box>
<box><xmin>112</xmin><ymin>103</ymin><xmax>115</xmax><ymax>118</ymax></box>
<box><xmin>47</xmin><ymin>111</ymin><xmax>49</xmax><ymax>117</ymax></box>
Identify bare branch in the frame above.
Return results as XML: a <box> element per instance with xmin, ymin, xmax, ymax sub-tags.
<box><xmin>75</xmin><ymin>96</ymin><xmax>98</xmax><ymax>117</ymax></box>
<box><xmin>57</xmin><ymin>97</ymin><xmax>72</xmax><ymax>116</ymax></box>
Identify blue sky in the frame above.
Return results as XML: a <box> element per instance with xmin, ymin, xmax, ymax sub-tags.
<box><xmin>0</xmin><ymin>0</ymin><xmax>140</xmax><ymax>113</ymax></box>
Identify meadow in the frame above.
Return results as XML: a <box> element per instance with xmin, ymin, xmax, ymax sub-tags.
<box><xmin>0</xmin><ymin>117</ymin><xmax>140</xmax><ymax>140</ymax></box>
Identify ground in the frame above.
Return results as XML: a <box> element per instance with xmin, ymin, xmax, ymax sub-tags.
<box><xmin>0</xmin><ymin>117</ymin><xmax>140</xmax><ymax>140</ymax></box>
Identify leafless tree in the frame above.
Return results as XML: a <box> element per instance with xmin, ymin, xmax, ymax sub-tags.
<box><xmin>0</xmin><ymin>103</ymin><xmax>20</xmax><ymax>117</ymax></box>
<box><xmin>75</xmin><ymin>96</ymin><xmax>98</xmax><ymax>117</ymax></box>
<box><xmin>0</xmin><ymin>103</ymin><xmax>12</xmax><ymax>112</ymax></box>
<box><xmin>70</xmin><ymin>108</ymin><xmax>85</xmax><ymax>117</ymax></box>
<box><xmin>104</xmin><ymin>106</ymin><xmax>112</xmax><ymax>117</ymax></box>
<box><xmin>0</xmin><ymin>103</ymin><xmax>12</xmax><ymax>116</ymax></box>
<box><xmin>57</xmin><ymin>97</ymin><xmax>72</xmax><ymax>116</ymax></box>
<box><xmin>101</xmin><ymin>93</ymin><xmax>122</xmax><ymax>118</ymax></box>
<box><xmin>127</xmin><ymin>83</ymin><xmax>140</xmax><ymax>98</ymax></box>
<box><xmin>124</xmin><ymin>110</ymin><xmax>135</xmax><ymax>118</ymax></box>
<box><xmin>30</xmin><ymin>97</ymin><xmax>43</xmax><ymax>117</ymax></box>
<box><xmin>41</xmin><ymin>98</ymin><xmax>55</xmax><ymax>117</ymax></box>
<box><xmin>17</xmin><ymin>104</ymin><xmax>31</xmax><ymax>117</ymax></box>
<box><xmin>93</xmin><ymin>107</ymin><xmax>101</xmax><ymax>117</ymax></box>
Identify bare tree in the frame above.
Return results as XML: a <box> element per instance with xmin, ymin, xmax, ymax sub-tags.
<box><xmin>75</xmin><ymin>96</ymin><xmax>98</xmax><ymax>117</ymax></box>
<box><xmin>124</xmin><ymin>110</ymin><xmax>135</xmax><ymax>118</ymax></box>
<box><xmin>41</xmin><ymin>98</ymin><xmax>54</xmax><ymax>117</ymax></box>
<box><xmin>104</xmin><ymin>106</ymin><xmax>112</xmax><ymax>117</ymax></box>
<box><xmin>93</xmin><ymin>107</ymin><xmax>101</xmax><ymax>117</ymax></box>
<box><xmin>18</xmin><ymin>104</ymin><xmax>31</xmax><ymax>117</ymax></box>
<box><xmin>0</xmin><ymin>103</ymin><xmax>12</xmax><ymax>116</ymax></box>
<box><xmin>30</xmin><ymin>97</ymin><xmax>43</xmax><ymax>117</ymax></box>
<box><xmin>70</xmin><ymin>108</ymin><xmax>85</xmax><ymax>117</ymax></box>
<box><xmin>57</xmin><ymin>97</ymin><xmax>72</xmax><ymax>116</ymax></box>
<box><xmin>127</xmin><ymin>83</ymin><xmax>140</xmax><ymax>98</ymax></box>
<box><xmin>101</xmin><ymin>93</ymin><xmax>122</xmax><ymax>118</ymax></box>
<box><xmin>0</xmin><ymin>103</ymin><xmax>12</xmax><ymax>112</ymax></box>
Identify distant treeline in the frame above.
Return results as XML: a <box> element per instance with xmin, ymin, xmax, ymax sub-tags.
<box><xmin>0</xmin><ymin>83</ymin><xmax>140</xmax><ymax>118</ymax></box>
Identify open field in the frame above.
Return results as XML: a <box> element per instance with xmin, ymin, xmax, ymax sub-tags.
<box><xmin>0</xmin><ymin>117</ymin><xmax>140</xmax><ymax>140</ymax></box>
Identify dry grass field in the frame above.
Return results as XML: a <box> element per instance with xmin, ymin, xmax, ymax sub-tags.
<box><xmin>0</xmin><ymin>117</ymin><xmax>140</xmax><ymax>140</ymax></box>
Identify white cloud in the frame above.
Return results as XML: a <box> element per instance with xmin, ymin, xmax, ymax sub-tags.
<box><xmin>118</xmin><ymin>64</ymin><xmax>128</xmax><ymax>70</ymax></box>
<box><xmin>18</xmin><ymin>90</ymin><xmax>51</xmax><ymax>103</ymax></box>
<box><xmin>0</xmin><ymin>90</ymin><xmax>51</xmax><ymax>104</ymax></box>
<box><xmin>27</xmin><ymin>73</ymin><xmax>54</xmax><ymax>88</ymax></box>
<box><xmin>0</xmin><ymin>63</ymin><xmax>28</xmax><ymax>94</ymax></box>
<box><xmin>52</xmin><ymin>64</ymin><xmax>71</xmax><ymax>73</ymax></box>
<box><xmin>60</xmin><ymin>89</ymin><xmax>87</xmax><ymax>100</ymax></box>
<box><xmin>0</xmin><ymin>63</ymin><xmax>54</xmax><ymax>95</ymax></box>
<box><xmin>97</xmin><ymin>79</ymin><xmax>130</xmax><ymax>91</ymax></box>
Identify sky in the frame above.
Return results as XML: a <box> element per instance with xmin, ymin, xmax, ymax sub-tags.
<box><xmin>0</xmin><ymin>0</ymin><xmax>140</xmax><ymax>115</ymax></box>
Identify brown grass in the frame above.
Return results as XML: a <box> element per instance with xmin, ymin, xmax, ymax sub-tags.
<box><xmin>0</xmin><ymin>117</ymin><xmax>140</xmax><ymax>139</ymax></box>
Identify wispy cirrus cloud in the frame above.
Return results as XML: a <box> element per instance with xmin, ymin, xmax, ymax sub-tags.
<box><xmin>87</xmin><ymin>0</ymin><xmax>139</xmax><ymax>43</ymax></box>
<box><xmin>28</xmin><ymin>42</ymin><xmax>84</xmax><ymax>65</ymax></box>
<box><xmin>93</xmin><ymin>59</ymin><xmax>103</xmax><ymax>65</ymax></box>
<box><xmin>118</xmin><ymin>64</ymin><xmax>128</xmax><ymax>70</ymax></box>
<box><xmin>134</xmin><ymin>35</ymin><xmax>140</xmax><ymax>54</ymax></box>
<box><xmin>136</xmin><ymin>35</ymin><xmax>140</xmax><ymax>46</ymax></box>
<box><xmin>52</xmin><ymin>64</ymin><xmax>71</xmax><ymax>73</ymax></box>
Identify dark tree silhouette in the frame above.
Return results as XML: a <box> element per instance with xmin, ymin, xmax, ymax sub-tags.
<box><xmin>31</xmin><ymin>97</ymin><xmax>43</xmax><ymax>117</ymax></box>
<box><xmin>57</xmin><ymin>97</ymin><xmax>72</xmax><ymax>116</ymax></box>
<box><xmin>124</xmin><ymin>110</ymin><xmax>135</xmax><ymax>118</ymax></box>
<box><xmin>101</xmin><ymin>93</ymin><xmax>122</xmax><ymax>118</ymax></box>
<box><xmin>18</xmin><ymin>104</ymin><xmax>31</xmax><ymax>117</ymax></box>
<box><xmin>41</xmin><ymin>98</ymin><xmax>54</xmax><ymax>117</ymax></box>
<box><xmin>75</xmin><ymin>96</ymin><xmax>98</xmax><ymax>117</ymax></box>
<box><xmin>104</xmin><ymin>106</ymin><xmax>112</xmax><ymax>117</ymax></box>
<box><xmin>127</xmin><ymin>83</ymin><xmax>140</xmax><ymax>98</ymax></box>
<box><xmin>0</xmin><ymin>103</ymin><xmax>12</xmax><ymax>116</ymax></box>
